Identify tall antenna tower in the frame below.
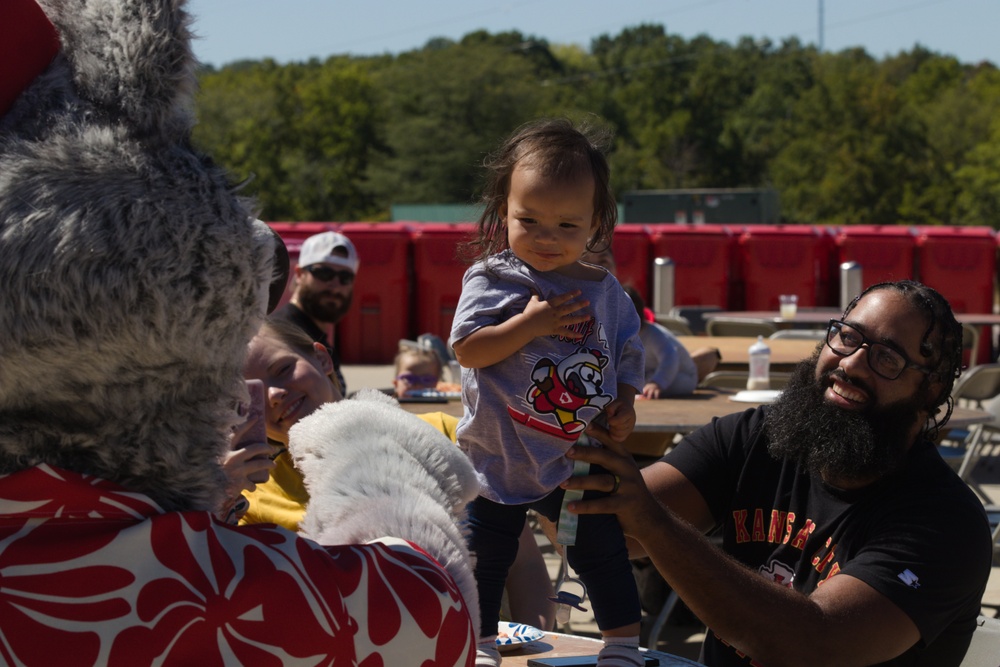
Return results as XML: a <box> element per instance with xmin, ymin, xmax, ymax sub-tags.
<box><xmin>818</xmin><ymin>0</ymin><xmax>825</xmax><ymax>51</ymax></box>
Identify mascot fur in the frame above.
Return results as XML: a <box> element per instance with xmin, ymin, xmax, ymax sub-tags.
<box><xmin>291</xmin><ymin>389</ymin><xmax>481</xmax><ymax>636</ymax></box>
<box><xmin>0</xmin><ymin>1</ymin><xmax>478</xmax><ymax>664</ymax></box>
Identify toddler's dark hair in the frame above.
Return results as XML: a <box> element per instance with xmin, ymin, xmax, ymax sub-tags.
<box><xmin>461</xmin><ymin>118</ymin><xmax>616</xmax><ymax>264</ymax></box>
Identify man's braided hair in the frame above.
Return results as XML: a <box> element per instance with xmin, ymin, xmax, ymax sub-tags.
<box><xmin>843</xmin><ymin>280</ymin><xmax>963</xmax><ymax>440</ymax></box>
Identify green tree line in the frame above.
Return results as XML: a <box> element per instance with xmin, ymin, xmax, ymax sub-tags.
<box><xmin>192</xmin><ymin>24</ymin><xmax>1000</xmax><ymax>227</ymax></box>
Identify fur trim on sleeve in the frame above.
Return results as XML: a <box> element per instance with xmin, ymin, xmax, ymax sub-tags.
<box><xmin>289</xmin><ymin>389</ymin><xmax>482</xmax><ymax>636</ymax></box>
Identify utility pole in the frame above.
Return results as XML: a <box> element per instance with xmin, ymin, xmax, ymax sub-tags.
<box><xmin>818</xmin><ymin>0</ymin><xmax>825</xmax><ymax>51</ymax></box>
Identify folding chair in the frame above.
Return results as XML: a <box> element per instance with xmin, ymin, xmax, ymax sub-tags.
<box><xmin>699</xmin><ymin>371</ymin><xmax>793</xmax><ymax>390</ymax></box>
<box><xmin>986</xmin><ymin>505</ymin><xmax>1000</xmax><ymax>568</ymax></box>
<box><xmin>668</xmin><ymin>306</ymin><xmax>723</xmax><ymax>335</ymax></box>
<box><xmin>645</xmin><ymin>589</ymin><xmax>682</xmax><ymax>650</ymax></box>
<box><xmin>962</xmin><ymin>323</ymin><xmax>982</xmax><ymax>370</ymax></box>
<box><xmin>958</xmin><ymin>615</ymin><xmax>1000</xmax><ymax>666</ymax></box>
<box><xmin>655</xmin><ymin>315</ymin><xmax>694</xmax><ymax>336</ymax></box>
<box><xmin>706</xmin><ymin>318</ymin><xmax>777</xmax><ymax>338</ymax></box>
<box><xmin>644</xmin><ymin>530</ymin><xmax>722</xmax><ymax>650</ymax></box>
<box><xmin>938</xmin><ymin>363</ymin><xmax>1000</xmax><ymax>502</ymax></box>
<box><xmin>769</xmin><ymin>328</ymin><xmax>827</xmax><ymax>340</ymax></box>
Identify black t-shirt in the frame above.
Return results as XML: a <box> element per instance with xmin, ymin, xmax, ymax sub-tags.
<box><xmin>665</xmin><ymin>406</ymin><xmax>992</xmax><ymax>666</ymax></box>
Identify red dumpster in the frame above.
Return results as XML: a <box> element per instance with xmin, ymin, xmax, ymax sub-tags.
<box><xmin>334</xmin><ymin>222</ymin><xmax>413</xmax><ymax>364</ymax></box>
<box><xmin>834</xmin><ymin>225</ymin><xmax>917</xmax><ymax>294</ymax></box>
<box><xmin>916</xmin><ymin>226</ymin><xmax>997</xmax><ymax>364</ymax></box>
<box><xmin>266</xmin><ymin>222</ymin><xmax>339</xmax><ymax>308</ymax></box>
<box><xmin>915</xmin><ymin>226</ymin><xmax>996</xmax><ymax>313</ymax></box>
<box><xmin>268</xmin><ymin>222</ymin><xmax>338</xmax><ymax>249</ymax></box>
<box><xmin>609</xmin><ymin>225</ymin><xmax>652</xmax><ymax>303</ymax></box>
<box><xmin>647</xmin><ymin>224</ymin><xmax>738</xmax><ymax>309</ymax></box>
<box><xmin>737</xmin><ymin>225</ymin><xmax>835</xmax><ymax>310</ymax></box>
<box><xmin>410</xmin><ymin>223</ymin><xmax>477</xmax><ymax>345</ymax></box>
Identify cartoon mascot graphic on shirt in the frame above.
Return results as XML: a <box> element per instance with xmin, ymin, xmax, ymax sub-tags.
<box><xmin>508</xmin><ymin>347</ymin><xmax>613</xmax><ymax>440</ymax></box>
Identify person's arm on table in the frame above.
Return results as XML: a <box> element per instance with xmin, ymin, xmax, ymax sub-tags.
<box><xmin>641</xmin><ymin>324</ymin><xmax>680</xmax><ymax>399</ymax></box>
<box><xmin>562</xmin><ymin>426</ymin><xmax>920</xmax><ymax>667</ymax></box>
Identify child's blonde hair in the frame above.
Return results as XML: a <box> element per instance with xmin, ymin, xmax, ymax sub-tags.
<box><xmin>258</xmin><ymin>317</ymin><xmax>342</xmax><ymax>395</ymax></box>
<box><xmin>394</xmin><ymin>345</ymin><xmax>443</xmax><ymax>378</ymax></box>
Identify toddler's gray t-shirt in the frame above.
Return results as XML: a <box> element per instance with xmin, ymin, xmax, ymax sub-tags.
<box><xmin>451</xmin><ymin>250</ymin><xmax>643</xmax><ymax>503</ymax></box>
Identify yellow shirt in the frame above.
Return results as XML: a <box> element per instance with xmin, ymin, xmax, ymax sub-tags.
<box><xmin>240</xmin><ymin>411</ymin><xmax>460</xmax><ymax>531</ymax></box>
<box><xmin>240</xmin><ymin>450</ymin><xmax>308</xmax><ymax>530</ymax></box>
<box><xmin>412</xmin><ymin>410</ymin><xmax>459</xmax><ymax>443</ymax></box>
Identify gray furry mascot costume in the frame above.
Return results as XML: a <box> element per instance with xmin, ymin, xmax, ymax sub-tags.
<box><xmin>0</xmin><ymin>1</ymin><xmax>477</xmax><ymax>664</ymax></box>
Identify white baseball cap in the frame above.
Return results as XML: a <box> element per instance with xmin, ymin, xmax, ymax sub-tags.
<box><xmin>298</xmin><ymin>231</ymin><xmax>359</xmax><ymax>274</ymax></box>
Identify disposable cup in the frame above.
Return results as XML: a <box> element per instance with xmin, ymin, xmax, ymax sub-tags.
<box><xmin>779</xmin><ymin>294</ymin><xmax>798</xmax><ymax>319</ymax></box>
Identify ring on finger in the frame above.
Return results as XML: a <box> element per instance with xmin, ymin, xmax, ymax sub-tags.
<box><xmin>610</xmin><ymin>474</ymin><xmax>621</xmax><ymax>494</ymax></box>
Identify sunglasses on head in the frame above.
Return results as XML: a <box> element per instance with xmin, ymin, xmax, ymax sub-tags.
<box><xmin>305</xmin><ymin>265</ymin><xmax>355</xmax><ymax>285</ymax></box>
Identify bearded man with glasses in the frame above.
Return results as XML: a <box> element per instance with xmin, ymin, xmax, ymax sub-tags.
<box><xmin>275</xmin><ymin>231</ymin><xmax>359</xmax><ymax>393</ymax></box>
<box><xmin>566</xmin><ymin>280</ymin><xmax>992</xmax><ymax>667</ymax></box>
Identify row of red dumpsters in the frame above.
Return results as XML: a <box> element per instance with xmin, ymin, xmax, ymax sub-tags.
<box><xmin>268</xmin><ymin>222</ymin><xmax>999</xmax><ymax>365</ymax></box>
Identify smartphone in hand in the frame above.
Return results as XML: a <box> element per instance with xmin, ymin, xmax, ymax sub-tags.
<box><xmin>235</xmin><ymin>379</ymin><xmax>267</xmax><ymax>450</ymax></box>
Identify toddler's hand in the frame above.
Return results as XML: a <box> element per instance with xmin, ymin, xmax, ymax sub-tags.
<box><xmin>521</xmin><ymin>289</ymin><xmax>590</xmax><ymax>339</ymax></box>
<box><xmin>603</xmin><ymin>398</ymin><xmax>636</xmax><ymax>443</ymax></box>
<box><xmin>641</xmin><ymin>382</ymin><xmax>661</xmax><ymax>400</ymax></box>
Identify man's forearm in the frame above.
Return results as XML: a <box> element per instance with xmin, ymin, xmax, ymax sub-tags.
<box><xmin>634</xmin><ymin>506</ymin><xmax>909</xmax><ymax>667</ymax></box>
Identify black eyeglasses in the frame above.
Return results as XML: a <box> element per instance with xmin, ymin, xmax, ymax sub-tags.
<box><xmin>825</xmin><ymin>319</ymin><xmax>933</xmax><ymax>380</ymax></box>
<box><xmin>305</xmin><ymin>265</ymin><xmax>355</xmax><ymax>285</ymax></box>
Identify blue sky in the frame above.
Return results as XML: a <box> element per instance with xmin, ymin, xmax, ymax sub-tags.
<box><xmin>188</xmin><ymin>0</ymin><xmax>998</xmax><ymax>68</ymax></box>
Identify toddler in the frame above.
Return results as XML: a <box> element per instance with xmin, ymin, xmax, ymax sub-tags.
<box><xmin>451</xmin><ymin>118</ymin><xmax>644</xmax><ymax>667</ymax></box>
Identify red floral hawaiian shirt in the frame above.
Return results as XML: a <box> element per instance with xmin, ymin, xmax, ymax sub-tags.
<box><xmin>0</xmin><ymin>465</ymin><xmax>475</xmax><ymax>666</ymax></box>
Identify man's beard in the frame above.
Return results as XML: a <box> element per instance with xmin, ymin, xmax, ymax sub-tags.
<box><xmin>765</xmin><ymin>352</ymin><xmax>927</xmax><ymax>481</ymax></box>
<box><xmin>298</xmin><ymin>285</ymin><xmax>353</xmax><ymax>324</ymax></box>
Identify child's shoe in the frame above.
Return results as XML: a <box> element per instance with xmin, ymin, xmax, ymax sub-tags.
<box><xmin>475</xmin><ymin>637</ymin><xmax>501</xmax><ymax>667</ymax></box>
<box><xmin>596</xmin><ymin>636</ymin><xmax>643</xmax><ymax>667</ymax></box>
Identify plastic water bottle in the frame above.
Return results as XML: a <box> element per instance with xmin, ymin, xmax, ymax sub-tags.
<box><xmin>448</xmin><ymin>360</ymin><xmax>462</xmax><ymax>384</ymax></box>
<box><xmin>747</xmin><ymin>335</ymin><xmax>771</xmax><ymax>390</ymax></box>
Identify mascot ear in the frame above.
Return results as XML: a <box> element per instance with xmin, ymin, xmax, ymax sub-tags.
<box><xmin>0</xmin><ymin>0</ymin><xmax>59</xmax><ymax>117</ymax></box>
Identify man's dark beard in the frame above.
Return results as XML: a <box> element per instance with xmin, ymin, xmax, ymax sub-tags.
<box><xmin>765</xmin><ymin>352</ymin><xmax>927</xmax><ymax>481</ymax></box>
<box><xmin>299</xmin><ymin>285</ymin><xmax>353</xmax><ymax>324</ymax></box>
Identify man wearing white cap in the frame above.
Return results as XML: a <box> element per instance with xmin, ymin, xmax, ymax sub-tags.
<box><xmin>275</xmin><ymin>230</ymin><xmax>359</xmax><ymax>392</ymax></box>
